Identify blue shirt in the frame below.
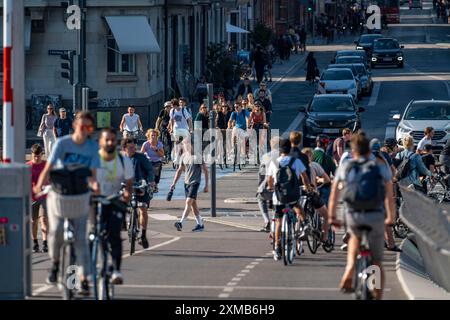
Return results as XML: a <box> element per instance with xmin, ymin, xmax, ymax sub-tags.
<box><xmin>48</xmin><ymin>135</ymin><xmax>100</xmax><ymax>170</ymax></box>
<box><xmin>230</xmin><ymin>110</ymin><xmax>250</xmax><ymax>130</ymax></box>
<box><xmin>54</xmin><ymin>118</ymin><xmax>72</xmax><ymax>137</ymax></box>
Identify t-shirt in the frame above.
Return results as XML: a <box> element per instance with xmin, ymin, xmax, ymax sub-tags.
<box><xmin>309</xmin><ymin>162</ymin><xmax>326</xmax><ymax>188</ymax></box>
<box><xmin>54</xmin><ymin>118</ymin><xmax>72</xmax><ymax>137</ymax></box>
<box><xmin>142</xmin><ymin>140</ymin><xmax>164</xmax><ymax>162</ymax></box>
<box><xmin>421</xmin><ymin>154</ymin><xmax>435</xmax><ymax>171</ymax></box>
<box><xmin>335</xmin><ymin>156</ymin><xmax>392</xmax><ymax>183</ymax></box>
<box><xmin>123</xmin><ymin>114</ymin><xmax>140</xmax><ymax>132</ymax></box>
<box><xmin>290</xmin><ymin>146</ymin><xmax>310</xmax><ymax>185</ymax></box>
<box><xmin>48</xmin><ymin>135</ymin><xmax>100</xmax><ymax>170</ymax></box>
<box><xmin>170</xmin><ymin>107</ymin><xmax>192</xmax><ymax>131</ymax></box>
<box><xmin>97</xmin><ymin>153</ymin><xmax>134</xmax><ymax>196</ymax></box>
<box><xmin>194</xmin><ymin>112</ymin><xmax>209</xmax><ymax>131</ymax></box>
<box><xmin>267</xmin><ymin>155</ymin><xmax>306</xmax><ymax>205</ymax></box>
<box><xmin>180</xmin><ymin>153</ymin><xmax>203</xmax><ymax>185</ymax></box>
<box><xmin>27</xmin><ymin>160</ymin><xmax>47</xmax><ymax>202</ymax></box>
<box><xmin>332</xmin><ymin>137</ymin><xmax>345</xmax><ymax>162</ymax></box>
<box><xmin>417</xmin><ymin>136</ymin><xmax>433</xmax><ymax>151</ymax></box>
<box><xmin>313</xmin><ymin>148</ymin><xmax>336</xmax><ymax>177</ymax></box>
<box><xmin>230</xmin><ymin>110</ymin><xmax>250</xmax><ymax>130</ymax></box>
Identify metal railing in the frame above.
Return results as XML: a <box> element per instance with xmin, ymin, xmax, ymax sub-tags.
<box><xmin>399</xmin><ymin>181</ymin><xmax>450</xmax><ymax>292</ymax></box>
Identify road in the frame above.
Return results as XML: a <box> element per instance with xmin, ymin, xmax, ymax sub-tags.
<box><xmin>31</xmin><ymin>5</ymin><xmax>449</xmax><ymax>300</ymax></box>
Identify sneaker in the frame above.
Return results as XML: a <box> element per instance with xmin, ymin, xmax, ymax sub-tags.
<box><xmin>274</xmin><ymin>246</ymin><xmax>282</xmax><ymax>261</ymax></box>
<box><xmin>260</xmin><ymin>222</ymin><xmax>271</xmax><ymax>233</ymax></box>
<box><xmin>42</xmin><ymin>243</ymin><xmax>48</xmax><ymax>253</ymax></box>
<box><xmin>174</xmin><ymin>221</ymin><xmax>182</xmax><ymax>231</ymax></box>
<box><xmin>139</xmin><ymin>237</ymin><xmax>149</xmax><ymax>249</ymax></box>
<box><xmin>340</xmin><ymin>243</ymin><xmax>348</xmax><ymax>251</ymax></box>
<box><xmin>111</xmin><ymin>271</ymin><xmax>124</xmax><ymax>285</ymax></box>
<box><xmin>33</xmin><ymin>243</ymin><xmax>40</xmax><ymax>253</ymax></box>
<box><xmin>46</xmin><ymin>265</ymin><xmax>59</xmax><ymax>285</ymax></box>
<box><xmin>79</xmin><ymin>279</ymin><xmax>90</xmax><ymax>296</ymax></box>
<box><xmin>192</xmin><ymin>224</ymin><xmax>204</xmax><ymax>232</ymax></box>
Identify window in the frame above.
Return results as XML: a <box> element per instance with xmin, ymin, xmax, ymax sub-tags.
<box><xmin>107</xmin><ymin>37</ymin><xmax>135</xmax><ymax>74</ymax></box>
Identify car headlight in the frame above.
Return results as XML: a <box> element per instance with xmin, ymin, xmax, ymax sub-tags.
<box><xmin>371</xmin><ymin>57</ymin><xmax>377</xmax><ymax>62</ymax></box>
<box><xmin>398</xmin><ymin>124</ymin><xmax>412</xmax><ymax>134</ymax></box>
<box><xmin>445</xmin><ymin>127</ymin><xmax>450</xmax><ymax>133</ymax></box>
<box><xmin>356</xmin><ymin>46</ymin><xmax>364</xmax><ymax>50</ymax></box>
<box><xmin>397</xmin><ymin>56</ymin><xmax>403</xmax><ymax>61</ymax></box>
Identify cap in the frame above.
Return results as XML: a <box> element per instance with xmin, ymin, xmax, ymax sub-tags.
<box><xmin>384</xmin><ymin>137</ymin><xmax>397</xmax><ymax>148</ymax></box>
<box><xmin>370</xmin><ymin>138</ymin><xmax>381</xmax><ymax>152</ymax></box>
<box><xmin>164</xmin><ymin>101</ymin><xmax>172</xmax><ymax>107</ymax></box>
<box><xmin>59</xmin><ymin>108</ymin><xmax>66</xmax><ymax>112</ymax></box>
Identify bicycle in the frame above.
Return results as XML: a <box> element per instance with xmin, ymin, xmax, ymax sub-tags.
<box><xmin>123</xmin><ymin>129</ymin><xmax>143</xmax><ymax>141</ymax></box>
<box><xmin>280</xmin><ymin>206</ymin><xmax>297</xmax><ymax>266</ymax></box>
<box><xmin>353</xmin><ymin>225</ymin><xmax>375</xmax><ymax>300</ymax></box>
<box><xmin>90</xmin><ymin>193</ymin><xmax>123</xmax><ymax>300</ymax></box>
<box><xmin>123</xmin><ymin>180</ymin><xmax>148</xmax><ymax>256</ymax></box>
<box><xmin>426</xmin><ymin>167</ymin><xmax>450</xmax><ymax>203</ymax></box>
<box><xmin>159</xmin><ymin>128</ymin><xmax>172</xmax><ymax>164</ymax></box>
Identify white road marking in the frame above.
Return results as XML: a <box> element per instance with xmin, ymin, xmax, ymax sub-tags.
<box><xmin>236</xmin><ymin>274</ymin><xmax>246</xmax><ymax>277</ymax></box>
<box><xmin>32</xmin><ymin>236</ymin><xmax>181</xmax><ymax>297</ymax></box>
<box><xmin>250</xmin><ymin>261</ymin><xmax>260</xmax><ymax>265</ymax></box>
<box><xmin>218</xmin><ymin>293</ymin><xmax>230</xmax><ymax>298</ymax></box>
<box><xmin>241</xmin><ymin>269</ymin><xmax>250</xmax><ymax>273</ymax></box>
<box><xmin>227</xmin><ymin>282</ymin><xmax>237</xmax><ymax>286</ymax></box>
<box><xmin>149</xmin><ymin>213</ymin><xmax>178</xmax><ymax>221</ymax></box>
<box><xmin>245</xmin><ymin>265</ymin><xmax>255</xmax><ymax>269</ymax></box>
<box><xmin>231</xmin><ymin>277</ymin><xmax>241</xmax><ymax>282</ymax></box>
<box><xmin>223</xmin><ymin>287</ymin><xmax>234</xmax><ymax>293</ymax></box>
<box><xmin>202</xmin><ymin>217</ymin><xmax>261</xmax><ymax>231</ymax></box>
<box><xmin>368</xmin><ymin>82</ymin><xmax>381</xmax><ymax>107</ymax></box>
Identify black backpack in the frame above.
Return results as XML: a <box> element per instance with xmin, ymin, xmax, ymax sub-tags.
<box><xmin>275</xmin><ymin>158</ymin><xmax>301</xmax><ymax>204</ymax></box>
<box><xmin>343</xmin><ymin>159</ymin><xmax>385</xmax><ymax>211</ymax></box>
<box><xmin>395</xmin><ymin>152</ymin><xmax>413</xmax><ymax>181</ymax></box>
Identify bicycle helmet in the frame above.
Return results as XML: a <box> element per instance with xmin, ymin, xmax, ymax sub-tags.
<box><xmin>384</xmin><ymin>137</ymin><xmax>397</xmax><ymax>149</ymax></box>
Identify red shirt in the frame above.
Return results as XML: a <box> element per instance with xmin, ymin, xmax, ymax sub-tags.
<box><xmin>27</xmin><ymin>160</ymin><xmax>47</xmax><ymax>202</ymax></box>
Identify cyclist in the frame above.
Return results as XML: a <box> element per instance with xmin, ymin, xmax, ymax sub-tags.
<box><xmin>416</xmin><ymin>127</ymin><xmax>434</xmax><ymax>155</ymax></box>
<box><xmin>119</xmin><ymin>105</ymin><xmax>144</xmax><ymax>139</ymax></box>
<box><xmin>33</xmin><ymin>111</ymin><xmax>100</xmax><ymax>296</ymax></box>
<box><xmin>328</xmin><ymin>131</ymin><xmax>396</xmax><ymax>300</ymax></box>
<box><xmin>141</xmin><ymin>129</ymin><xmax>164</xmax><ymax>193</ymax></box>
<box><xmin>156</xmin><ymin>101</ymin><xmax>173</xmax><ymax>161</ymax></box>
<box><xmin>267</xmin><ymin>139</ymin><xmax>310</xmax><ymax>261</ymax></box>
<box><xmin>168</xmin><ymin>98</ymin><xmax>193</xmax><ymax>165</ymax></box>
<box><xmin>253</xmin><ymin>81</ymin><xmax>273</xmax><ymax>104</ymax></box>
<box><xmin>312</xmin><ymin>135</ymin><xmax>336</xmax><ymax>204</ymax></box>
<box><xmin>171</xmin><ymin>137</ymin><xmax>209</xmax><ymax>232</ymax></box>
<box><xmin>121</xmin><ymin>138</ymin><xmax>155</xmax><ymax>249</ymax></box>
<box><xmin>97</xmin><ymin>128</ymin><xmax>134</xmax><ymax>284</ymax></box>
<box><xmin>255</xmin><ymin>89</ymin><xmax>273</xmax><ymax>126</ymax></box>
<box><xmin>228</xmin><ymin>102</ymin><xmax>251</xmax><ymax>165</ymax></box>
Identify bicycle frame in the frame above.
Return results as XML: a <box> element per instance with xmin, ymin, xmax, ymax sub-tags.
<box><xmin>354</xmin><ymin>229</ymin><xmax>374</xmax><ymax>300</ymax></box>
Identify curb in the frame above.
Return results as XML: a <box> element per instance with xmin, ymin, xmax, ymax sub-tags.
<box><xmin>224</xmin><ymin>197</ymin><xmax>258</xmax><ymax>204</ymax></box>
<box><xmin>396</xmin><ymin>238</ymin><xmax>450</xmax><ymax>300</ymax></box>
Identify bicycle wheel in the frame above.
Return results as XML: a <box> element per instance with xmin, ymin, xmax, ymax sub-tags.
<box><xmin>295</xmin><ymin>219</ymin><xmax>303</xmax><ymax>256</ymax></box>
<box><xmin>129</xmin><ymin>208</ymin><xmax>138</xmax><ymax>256</ymax></box>
<box><xmin>91</xmin><ymin>237</ymin><xmax>100</xmax><ymax>300</ymax></box>
<box><xmin>61</xmin><ymin>244</ymin><xmax>76</xmax><ymax>300</ymax></box>
<box><xmin>233</xmin><ymin>143</ymin><xmax>238</xmax><ymax>172</ymax></box>
<box><xmin>323</xmin><ymin>226</ymin><xmax>335</xmax><ymax>253</ymax></box>
<box><xmin>98</xmin><ymin>249</ymin><xmax>114</xmax><ymax>300</ymax></box>
<box><xmin>393</xmin><ymin>218</ymin><xmax>409</xmax><ymax>239</ymax></box>
<box><xmin>306</xmin><ymin>207</ymin><xmax>319</xmax><ymax>254</ymax></box>
<box><xmin>354</xmin><ymin>256</ymin><xmax>373</xmax><ymax>300</ymax></box>
<box><xmin>428</xmin><ymin>180</ymin><xmax>448</xmax><ymax>203</ymax></box>
<box><xmin>281</xmin><ymin>214</ymin><xmax>294</xmax><ymax>265</ymax></box>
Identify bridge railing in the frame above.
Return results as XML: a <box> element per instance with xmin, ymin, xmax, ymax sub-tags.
<box><xmin>399</xmin><ymin>181</ymin><xmax>450</xmax><ymax>292</ymax></box>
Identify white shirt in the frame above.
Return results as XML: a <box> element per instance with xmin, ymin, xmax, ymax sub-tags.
<box><xmin>170</xmin><ymin>107</ymin><xmax>192</xmax><ymax>131</ymax></box>
<box><xmin>267</xmin><ymin>155</ymin><xmax>306</xmax><ymax>205</ymax></box>
<box><xmin>417</xmin><ymin>136</ymin><xmax>433</xmax><ymax>151</ymax></box>
<box><xmin>97</xmin><ymin>153</ymin><xmax>134</xmax><ymax>196</ymax></box>
<box><xmin>123</xmin><ymin>114</ymin><xmax>140</xmax><ymax>132</ymax></box>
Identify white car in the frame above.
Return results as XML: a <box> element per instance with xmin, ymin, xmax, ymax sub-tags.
<box><xmin>317</xmin><ymin>68</ymin><xmax>359</xmax><ymax>102</ymax></box>
<box><xmin>393</xmin><ymin>100</ymin><xmax>450</xmax><ymax>152</ymax></box>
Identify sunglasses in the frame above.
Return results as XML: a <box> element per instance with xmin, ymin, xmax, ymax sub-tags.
<box><xmin>80</xmin><ymin>125</ymin><xmax>94</xmax><ymax>133</ymax></box>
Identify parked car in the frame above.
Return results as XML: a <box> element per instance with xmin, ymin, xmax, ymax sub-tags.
<box><xmin>371</xmin><ymin>38</ymin><xmax>404</xmax><ymax>68</ymax></box>
<box><xmin>317</xmin><ymin>68</ymin><xmax>359</xmax><ymax>102</ymax></box>
<box><xmin>300</xmin><ymin>94</ymin><xmax>365</xmax><ymax>146</ymax></box>
<box><xmin>393</xmin><ymin>100</ymin><xmax>450</xmax><ymax>153</ymax></box>
<box><xmin>335</xmin><ymin>55</ymin><xmax>370</xmax><ymax>70</ymax></box>
<box><xmin>327</xmin><ymin>64</ymin><xmax>363</xmax><ymax>98</ymax></box>
<box><xmin>332</xmin><ymin>50</ymin><xmax>369</xmax><ymax>65</ymax></box>
<box><xmin>352</xmin><ymin>63</ymin><xmax>373</xmax><ymax>96</ymax></box>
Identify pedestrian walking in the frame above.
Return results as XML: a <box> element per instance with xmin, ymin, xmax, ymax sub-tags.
<box><xmin>305</xmin><ymin>52</ymin><xmax>319</xmax><ymax>85</ymax></box>
<box><xmin>38</xmin><ymin>104</ymin><xmax>57</xmax><ymax>158</ymax></box>
<box><xmin>141</xmin><ymin>129</ymin><xmax>165</xmax><ymax>193</ymax></box>
<box><xmin>53</xmin><ymin>108</ymin><xmax>72</xmax><ymax>138</ymax></box>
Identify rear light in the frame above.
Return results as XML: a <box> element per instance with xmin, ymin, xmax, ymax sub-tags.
<box><xmin>360</xmin><ymin>250</ymin><xmax>372</xmax><ymax>257</ymax></box>
<box><xmin>0</xmin><ymin>217</ymin><xmax>8</xmax><ymax>224</ymax></box>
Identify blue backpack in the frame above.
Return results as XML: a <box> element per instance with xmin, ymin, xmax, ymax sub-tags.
<box><xmin>343</xmin><ymin>159</ymin><xmax>385</xmax><ymax>211</ymax></box>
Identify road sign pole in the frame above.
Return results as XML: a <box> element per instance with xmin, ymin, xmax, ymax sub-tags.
<box><xmin>78</xmin><ymin>0</ymin><xmax>86</xmax><ymax>111</ymax></box>
<box><xmin>207</xmin><ymin>83</ymin><xmax>216</xmax><ymax>218</ymax></box>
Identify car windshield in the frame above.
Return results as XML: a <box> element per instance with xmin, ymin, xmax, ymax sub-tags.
<box><xmin>310</xmin><ymin>98</ymin><xmax>355</xmax><ymax>112</ymax></box>
<box><xmin>404</xmin><ymin>104</ymin><xmax>450</xmax><ymax>120</ymax></box>
<box><xmin>321</xmin><ymin>69</ymin><xmax>354</xmax><ymax>80</ymax></box>
<box><xmin>353</xmin><ymin>65</ymin><xmax>367</xmax><ymax>75</ymax></box>
<box><xmin>336</xmin><ymin>57</ymin><xmax>363</xmax><ymax>64</ymax></box>
<box><xmin>337</xmin><ymin>51</ymin><xmax>363</xmax><ymax>57</ymax></box>
<box><xmin>329</xmin><ymin>65</ymin><xmax>357</xmax><ymax>76</ymax></box>
<box><xmin>359</xmin><ymin>35</ymin><xmax>382</xmax><ymax>44</ymax></box>
<box><xmin>374</xmin><ymin>40</ymin><xmax>399</xmax><ymax>50</ymax></box>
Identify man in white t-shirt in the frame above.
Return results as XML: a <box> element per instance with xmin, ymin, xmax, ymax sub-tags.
<box><xmin>168</xmin><ymin>98</ymin><xmax>193</xmax><ymax>164</ymax></box>
<box><xmin>119</xmin><ymin>105</ymin><xmax>144</xmax><ymax>139</ymax></box>
<box><xmin>416</xmin><ymin>126</ymin><xmax>434</xmax><ymax>154</ymax></box>
<box><xmin>97</xmin><ymin>128</ymin><xmax>134</xmax><ymax>285</ymax></box>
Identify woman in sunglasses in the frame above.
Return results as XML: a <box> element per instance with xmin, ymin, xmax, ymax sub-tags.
<box><xmin>37</xmin><ymin>104</ymin><xmax>57</xmax><ymax>157</ymax></box>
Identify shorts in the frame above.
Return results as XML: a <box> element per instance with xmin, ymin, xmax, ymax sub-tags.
<box><xmin>310</xmin><ymin>192</ymin><xmax>325</xmax><ymax>209</ymax></box>
<box><xmin>185</xmin><ymin>182</ymin><xmax>200</xmax><ymax>200</ymax></box>
<box><xmin>137</xmin><ymin>191</ymin><xmax>151</xmax><ymax>208</ymax></box>
<box><xmin>345</xmin><ymin>210</ymin><xmax>385</xmax><ymax>262</ymax></box>
<box><xmin>32</xmin><ymin>199</ymin><xmax>47</xmax><ymax>221</ymax></box>
<box><xmin>274</xmin><ymin>202</ymin><xmax>298</xmax><ymax>219</ymax></box>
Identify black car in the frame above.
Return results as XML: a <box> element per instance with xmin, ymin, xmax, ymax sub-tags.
<box><xmin>300</xmin><ymin>94</ymin><xmax>365</xmax><ymax>146</ymax></box>
<box><xmin>371</xmin><ymin>38</ymin><xmax>404</xmax><ymax>68</ymax></box>
<box><xmin>354</xmin><ymin>33</ymin><xmax>384</xmax><ymax>56</ymax></box>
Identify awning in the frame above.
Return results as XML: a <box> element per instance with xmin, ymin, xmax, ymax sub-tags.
<box><xmin>0</xmin><ymin>16</ymin><xmax>32</xmax><ymax>51</ymax></box>
<box><xmin>105</xmin><ymin>16</ymin><xmax>161</xmax><ymax>54</ymax></box>
<box><xmin>226</xmin><ymin>22</ymin><xmax>250</xmax><ymax>34</ymax></box>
